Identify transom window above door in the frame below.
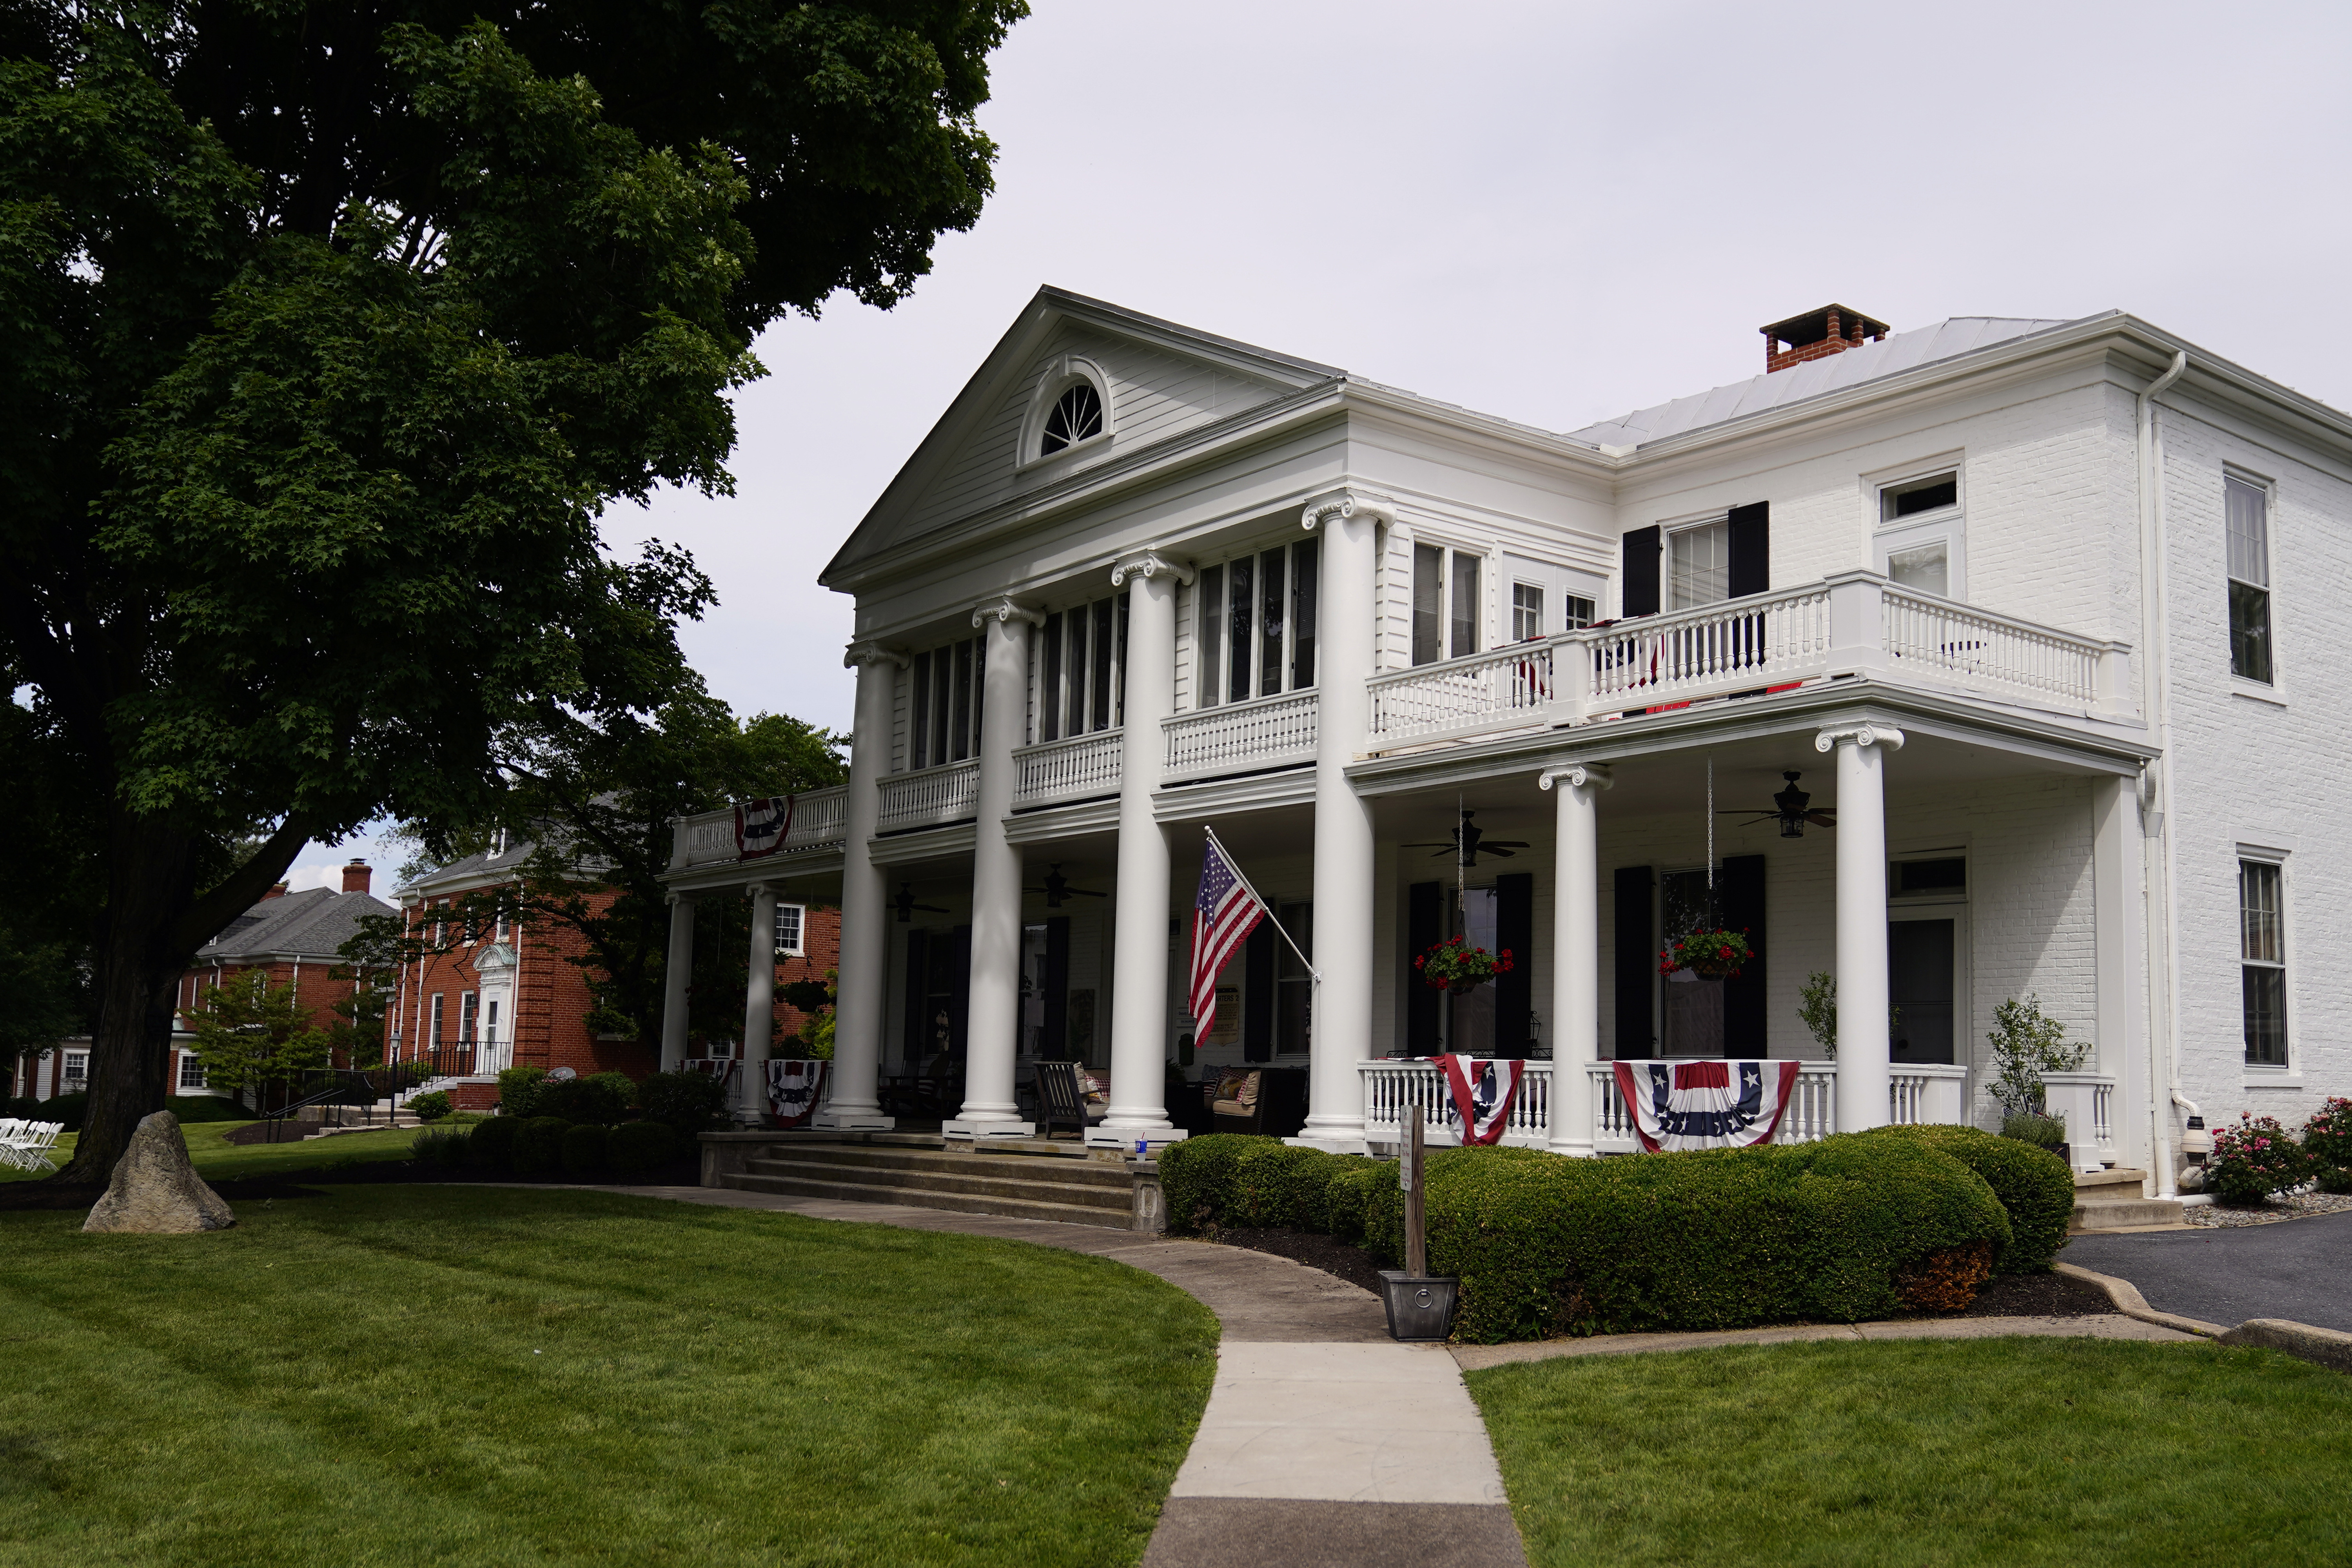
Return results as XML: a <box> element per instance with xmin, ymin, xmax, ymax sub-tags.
<box><xmin>1195</xmin><ymin>538</ymin><xmax>1318</xmax><ymax>705</ymax></box>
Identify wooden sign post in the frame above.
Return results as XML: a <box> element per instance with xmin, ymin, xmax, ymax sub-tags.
<box><xmin>1402</xmin><ymin>1102</ymin><xmax>1427</xmax><ymax>1278</ymax></box>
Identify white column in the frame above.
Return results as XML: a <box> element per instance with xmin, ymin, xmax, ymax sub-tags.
<box><xmin>736</xmin><ymin>882</ymin><xmax>778</xmax><ymax>1127</ymax></box>
<box><xmin>1821</xmin><ymin>722</ymin><xmax>1903</xmax><ymax>1133</ymax></box>
<box><xmin>2092</xmin><ymin>773</ymin><xmax>2148</xmax><ymax>1173</ymax></box>
<box><xmin>1296</xmin><ymin>489</ymin><xmax>1394</xmax><ymax>1151</ymax></box>
<box><xmin>1541</xmin><ymin>763</ymin><xmax>1611</xmax><ymax>1156</ymax></box>
<box><xmin>946</xmin><ymin>598</ymin><xmax>1041</xmax><ymax>1138</ymax></box>
<box><xmin>1098</xmin><ymin>551</ymin><xmax>1192</xmax><ymax>1149</ymax></box>
<box><xmin>658</xmin><ymin>894</ymin><xmax>695</xmax><ymax>1072</ymax></box>
<box><xmin>816</xmin><ymin>645</ymin><xmax>902</xmax><ymax>1130</ymax></box>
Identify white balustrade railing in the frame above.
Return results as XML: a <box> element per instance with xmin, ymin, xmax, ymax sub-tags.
<box><xmin>1163</xmin><ymin>690</ymin><xmax>1319</xmax><ymax>781</ymax></box>
<box><xmin>671</xmin><ymin>786</ymin><xmax>849</xmax><ymax>869</ymax></box>
<box><xmin>1369</xmin><ymin>642</ymin><xmax>1557</xmax><ymax>746</ymax></box>
<box><xmin>1888</xmin><ymin>1063</ymin><xmax>1969</xmax><ymax>1127</ymax></box>
<box><xmin>1881</xmin><ymin>587</ymin><xmax>2106</xmax><ymax>709</ymax></box>
<box><xmin>1362</xmin><ymin>1058</ymin><xmax>1842</xmax><ymax>1154</ymax></box>
<box><xmin>1586</xmin><ymin>586</ymin><xmax>1835</xmax><ymax>712</ymax></box>
<box><xmin>875</xmin><ymin>759</ymin><xmax>981</xmax><ymax>833</ymax></box>
<box><xmin>2040</xmin><ymin>1071</ymin><xmax>2118</xmax><ymax>1165</ymax></box>
<box><xmin>1014</xmin><ymin>729</ymin><xmax>1123</xmax><ymax>808</ymax></box>
<box><xmin>1593</xmin><ymin>1062</ymin><xmax>1839</xmax><ymax>1151</ymax></box>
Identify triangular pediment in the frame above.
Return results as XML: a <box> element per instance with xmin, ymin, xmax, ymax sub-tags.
<box><xmin>824</xmin><ymin>288</ymin><xmax>1338</xmax><ymax>583</ymax></box>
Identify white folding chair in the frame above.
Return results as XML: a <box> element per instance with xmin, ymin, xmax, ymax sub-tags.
<box><xmin>17</xmin><ymin>1122</ymin><xmax>62</xmax><ymax>1175</ymax></box>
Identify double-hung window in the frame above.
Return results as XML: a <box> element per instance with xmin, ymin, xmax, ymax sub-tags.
<box><xmin>1410</xmin><ymin>544</ymin><xmax>1481</xmax><ymax>665</ymax></box>
<box><xmin>2239</xmin><ymin>857</ymin><xmax>2287</xmax><ymax>1066</ymax></box>
<box><xmin>459</xmin><ymin>991</ymin><xmax>479</xmax><ymax>1046</ymax></box>
<box><xmin>1669</xmin><ymin>521</ymin><xmax>1730</xmax><ymax>609</ymax></box>
<box><xmin>909</xmin><ymin>636</ymin><xmax>985</xmax><ymax>768</ymax></box>
<box><xmin>2226</xmin><ymin>474</ymin><xmax>2273</xmax><ymax>684</ymax></box>
<box><xmin>775</xmin><ymin>902</ymin><xmax>806</xmax><ymax>957</ymax></box>
<box><xmin>178</xmin><ymin>1053</ymin><xmax>207</xmax><ymax>1090</ymax></box>
<box><xmin>1036</xmin><ymin>595</ymin><xmax>1126</xmax><ymax>740</ymax></box>
<box><xmin>429</xmin><ymin>993</ymin><xmax>445</xmax><ymax>1047</ymax></box>
<box><xmin>1196</xmin><ymin>538</ymin><xmax>1318</xmax><ymax>703</ymax></box>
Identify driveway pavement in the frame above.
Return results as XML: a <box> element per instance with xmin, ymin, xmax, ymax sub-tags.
<box><xmin>2065</xmin><ymin>1210</ymin><xmax>2352</xmax><ymax>1332</ymax></box>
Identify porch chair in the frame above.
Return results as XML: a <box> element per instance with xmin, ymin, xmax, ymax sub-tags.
<box><xmin>1207</xmin><ymin>1069</ymin><xmax>1310</xmax><ymax>1138</ymax></box>
<box><xmin>1032</xmin><ymin>1062</ymin><xmax>1105</xmax><ymax>1140</ymax></box>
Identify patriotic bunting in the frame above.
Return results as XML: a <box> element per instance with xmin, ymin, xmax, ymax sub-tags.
<box><xmin>767</xmin><ymin>1060</ymin><xmax>826</xmax><ymax>1127</ymax></box>
<box><xmin>1610</xmin><ymin>1059</ymin><xmax>1801</xmax><ymax>1152</ymax></box>
<box><xmin>735</xmin><ymin>796</ymin><xmax>794</xmax><ymax>858</ymax></box>
<box><xmin>1429</xmin><ymin>1055</ymin><xmax>1525</xmax><ymax>1145</ymax></box>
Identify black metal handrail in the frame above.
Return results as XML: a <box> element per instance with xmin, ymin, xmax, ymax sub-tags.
<box><xmin>259</xmin><ymin>1068</ymin><xmax>385</xmax><ymax>1143</ymax></box>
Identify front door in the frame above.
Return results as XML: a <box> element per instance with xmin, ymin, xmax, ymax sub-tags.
<box><xmin>1889</xmin><ymin>919</ymin><xmax>1955</xmax><ymax>1064</ymax></box>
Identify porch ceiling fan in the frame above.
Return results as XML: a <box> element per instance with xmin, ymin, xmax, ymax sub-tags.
<box><xmin>894</xmin><ymin>883</ymin><xmax>949</xmax><ymax>924</ymax></box>
<box><xmin>1719</xmin><ymin>772</ymin><xmax>1837</xmax><ymax>838</ymax></box>
<box><xmin>1025</xmin><ymin>864</ymin><xmax>1107</xmax><ymax>909</ymax></box>
<box><xmin>1404</xmin><ymin>809</ymin><xmax>1531</xmax><ymax>867</ymax></box>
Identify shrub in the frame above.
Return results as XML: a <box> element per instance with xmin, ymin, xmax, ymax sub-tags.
<box><xmin>1986</xmin><ymin>994</ymin><xmax>2087</xmax><ymax>1114</ymax></box>
<box><xmin>1159</xmin><ymin>1136</ymin><xmax>1378</xmax><ymax>1235</ymax></box>
<box><xmin>466</xmin><ymin>1114</ymin><xmax>522</xmax><ymax>1170</ymax></box>
<box><xmin>407</xmin><ymin>1090</ymin><xmax>454</xmax><ymax>1123</ymax></box>
<box><xmin>165</xmin><ymin>1095</ymin><xmax>252</xmax><ymax>1123</ymax></box>
<box><xmin>40</xmin><ymin>1091</ymin><xmax>87</xmax><ymax>1131</ymax></box>
<box><xmin>2000</xmin><ymin>1112</ymin><xmax>2066</xmax><ymax>1151</ymax></box>
<box><xmin>534</xmin><ymin>1071</ymin><xmax>635</xmax><ymax>1126</ymax></box>
<box><xmin>1895</xmin><ymin>1238</ymin><xmax>1995</xmax><ymax>1312</ymax></box>
<box><xmin>1865</xmin><ymin>1124</ymin><xmax>2075</xmax><ymax>1273</ymax></box>
<box><xmin>2316</xmin><ymin>1166</ymin><xmax>2352</xmax><ymax>1195</ymax></box>
<box><xmin>410</xmin><ymin>1126</ymin><xmax>469</xmax><ymax>1167</ymax></box>
<box><xmin>1359</xmin><ymin>1136</ymin><xmax>2009</xmax><ymax>1343</ymax></box>
<box><xmin>1324</xmin><ymin>1159</ymin><xmax>1391</xmax><ymax>1247</ymax></box>
<box><xmin>512</xmin><ymin>1116</ymin><xmax>575</xmax><ymax>1176</ymax></box>
<box><xmin>637</xmin><ymin>1069</ymin><xmax>730</xmax><ymax>1136</ymax></box>
<box><xmin>560</xmin><ymin>1122</ymin><xmax>610</xmax><ymax>1177</ymax></box>
<box><xmin>448</xmin><ymin>1110</ymin><xmax>489</xmax><ymax>1125</ymax></box>
<box><xmin>2300</xmin><ymin>1096</ymin><xmax>2352</xmax><ymax>1182</ymax></box>
<box><xmin>2206</xmin><ymin>1112</ymin><xmax>2305</xmax><ymax>1206</ymax></box>
<box><xmin>497</xmin><ymin>1065</ymin><xmax>550</xmax><ymax>1118</ymax></box>
<box><xmin>608</xmin><ymin>1119</ymin><xmax>680</xmax><ymax>1177</ymax></box>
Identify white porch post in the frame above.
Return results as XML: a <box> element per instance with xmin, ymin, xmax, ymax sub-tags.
<box><xmin>817</xmin><ymin>645</ymin><xmax>902</xmax><ymax>1130</ymax></box>
<box><xmin>1100</xmin><ymin>551</ymin><xmax>1192</xmax><ymax>1147</ymax></box>
<box><xmin>658</xmin><ymin>894</ymin><xmax>695</xmax><ymax>1072</ymax></box>
<box><xmin>947</xmin><ymin>598</ymin><xmax>1042</xmax><ymax>1137</ymax></box>
<box><xmin>735</xmin><ymin>882</ymin><xmax>778</xmax><ymax>1126</ymax></box>
<box><xmin>1297</xmin><ymin>489</ymin><xmax>1393</xmax><ymax>1151</ymax></box>
<box><xmin>1821</xmin><ymin>722</ymin><xmax>1903</xmax><ymax>1132</ymax></box>
<box><xmin>1540</xmin><ymin>762</ymin><xmax>1611</xmax><ymax>1156</ymax></box>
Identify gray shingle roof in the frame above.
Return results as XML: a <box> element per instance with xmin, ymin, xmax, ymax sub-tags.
<box><xmin>196</xmin><ymin>887</ymin><xmax>399</xmax><ymax>962</ymax></box>
<box><xmin>1565</xmin><ymin>316</ymin><xmax>2078</xmax><ymax>449</ymax></box>
<box><xmin>403</xmin><ymin>839</ymin><xmax>538</xmax><ymax>896</ymax></box>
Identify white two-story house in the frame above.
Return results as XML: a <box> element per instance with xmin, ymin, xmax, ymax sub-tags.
<box><xmin>659</xmin><ymin>290</ymin><xmax>2349</xmax><ymax>1198</ymax></box>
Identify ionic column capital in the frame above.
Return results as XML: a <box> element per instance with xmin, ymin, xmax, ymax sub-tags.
<box><xmin>1301</xmin><ymin>487</ymin><xmax>1397</xmax><ymax>533</ymax></box>
<box><xmin>1815</xmin><ymin>722</ymin><xmax>1906</xmax><ymax>753</ymax></box>
<box><xmin>843</xmin><ymin>641</ymin><xmax>909</xmax><ymax>671</ymax></box>
<box><xmin>1109</xmin><ymin>549</ymin><xmax>1195</xmax><ymax>588</ymax></box>
<box><xmin>1539</xmin><ymin>762</ymin><xmax>1614</xmax><ymax>792</ymax></box>
<box><xmin>970</xmin><ymin>596</ymin><xmax>1047</xmax><ymax>630</ymax></box>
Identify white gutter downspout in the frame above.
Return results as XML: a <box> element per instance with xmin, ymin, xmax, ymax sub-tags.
<box><xmin>2137</xmin><ymin>348</ymin><xmax>2189</xmax><ymax>1198</ymax></box>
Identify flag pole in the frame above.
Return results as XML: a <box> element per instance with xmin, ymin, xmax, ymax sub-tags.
<box><xmin>1203</xmin><ymin>825</ymin><xmax>1319</xmax><ymax>982</ymax></box>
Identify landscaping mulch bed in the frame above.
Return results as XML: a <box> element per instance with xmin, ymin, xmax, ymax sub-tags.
<box><xmin>0</xmin><ymin>1156</ymin><xmax>707</xmax><ymax>1213</ymax></box>
<box><xmin>2185</xmin><ymin>1189</ymin><xmax>2352</xmax><ymax>1227</ymax></box>
<box><xmin>1206</xmin><ymin>1227</ymin><xmax>2117</xmax><ymax>1321</ymax></box>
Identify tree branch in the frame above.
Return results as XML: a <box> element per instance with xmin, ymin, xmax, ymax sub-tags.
<box><xmin>173</xmin><ymin>816</ymin><xmax>319</xmax><ymax>954</ymax></box>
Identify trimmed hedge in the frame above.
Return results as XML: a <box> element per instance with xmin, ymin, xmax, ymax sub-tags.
<box><xmin>406</xmin><ymin>1090</ymin><xmax>454</xmax><ymax>1123</ymax></box>
<box><xmin>512</xmin><ymin>1116</ymin><xmax>574</xmax><ymax>1176</ymax></box>
<box><xmin>608</xmin><ymin>1120</ymin><xmax>680</xmax><ymax>1176</ymax></box>
<box><xmin>1161</xmin><ymin>1134</ymin><xmax>1389</xmax><ymax>1236</ymax></box>
<box><xmin>497</xmin><ymin>1066</ymin><xmax>550</xmax><ymax>1118</ymax></box>
<box><xmin>466</xmin><ymin>1114</ymin><xmax>522</xmax><ymax>1169</ymax></box>
<box><xmin>166</xmin><ymin>1095</ymin><xmax>253</xmax><ymax>1124</ymax></box>
<box><xmin>537</xmin><ymin>1073</ymin><xmax>635</xmax><ymax>1127</ymax></box>
<box><xmin>637</xmin><ymin>1070</ymin><xmax>729</xmax><ymax>1136</ymax></box>
<box><xmin>1863</xmin><ymin>1123</ymin><xmax>2073</xmax><ymax>1273</ymax></box>
<box><xmin>560</xmin><ymin>1122</ymin><xmax>610</xmax><ymax>1176</ymax></box>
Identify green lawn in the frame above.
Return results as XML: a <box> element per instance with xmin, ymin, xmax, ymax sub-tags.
<box><xmin>3</xmin><ymin>1121</ymin><xmax>425</xmax><ymax>1183</ymax></box>
<box><xmin>1468</xmin><ymin>1337</ymin><xmax>2351</xmax><ymax>1566</ymax></box>
<box><xmin>0</xmin><ymin>1186</ymin><xmax>1218</xmax><ymax>1566</ymax></box>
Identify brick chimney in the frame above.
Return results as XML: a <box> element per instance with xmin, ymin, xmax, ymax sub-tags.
<box><xmin>262</xmin><ymin>882</ymin><xmax>289</xmax><ymax>900</ymax></box>
<box><xmin>341</xmin><ymin>858</ymin><xmax>373</xmax><ymax>895</ymax></box>
<box><xmin>1761</xmin><ymin>305</ymin><xmax>1890</xmax><ymax>373</ymax></box>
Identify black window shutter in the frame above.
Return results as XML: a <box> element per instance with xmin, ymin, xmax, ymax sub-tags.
<box><xmin>902</xmin><ymin>927</ymin><xmax>929</xmax><ymax>1063</ymax></box>
<box><xmin>1042</xmin><ymin>916</ymin><xmax>1071</xmax><ymax>1058</ymax></box>
<box><xmin>1613</xmin><ymin>866</ymin><xmax>1654</xmax><ymax>1058</ymax></box>
<box><xmin>1727</xmin><ymin>503</ymin><xmax>1769</xmax><ymax>598</ymax></box>
<box><xmin>1621</xmin><ymin>527</ymin><xmax>1662</xmax><ymax>617</ymax></box>
<box><xmin>1719</xmin><ymin>855</ymin><xmax>1767</xmax><ymax>1056</ymax></box>
<box><xmin>1406</xmin><ymin>881</ymin><xmax>1443</xmax><ymax>1053</ymax></box>
<box><xmin>1243</xmin><ymin>921</ymin><xmax>1276</xmax><ymax>1062</ymax></box>
<box><xmin>1495</xmin><ymin>872</ymin><xmax>1534</xmax><ymax>1054</ymax></box>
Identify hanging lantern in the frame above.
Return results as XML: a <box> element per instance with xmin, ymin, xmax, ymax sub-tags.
<box><xmin>1774</xmin><ymin>772</ymin><xmax>1812</xmax><ymax>838</ymax></box>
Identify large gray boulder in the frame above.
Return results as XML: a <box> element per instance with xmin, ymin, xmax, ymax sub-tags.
<box><xmin>82</xmin><ymin>1111</ymin><xmax>236</xmax><ymax>1234</ymax></box>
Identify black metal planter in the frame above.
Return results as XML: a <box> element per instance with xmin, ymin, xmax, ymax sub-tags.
<box><xmin>1378</xmin><ymin>1271</ymin><xmax>1460</xmax><ymax>1342</ymax></box>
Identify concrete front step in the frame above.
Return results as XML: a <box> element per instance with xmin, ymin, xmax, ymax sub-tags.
<box><xmin>2072</xmin><ymin>1196</ymin><xmax>2187</xmax><ymax>1231</ymax></box>
<box><xmin>773</xmin><ymin>1144</ymin><xmax>1132</xmax><ymax>1191</ymax></box>
<box><xmin>741</xmin><ymin>1158</ymin><xmax>1131</xmax><ymax>1215</ymax></box>
<box><xmin>723</xmin><ymin>1168</ymin><xmax>1132</xmax><ymax>1230</ymax></box>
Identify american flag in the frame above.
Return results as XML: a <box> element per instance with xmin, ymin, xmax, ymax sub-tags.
<box><xmin>1189</xmin><ymin>832</ymin><xmax>1266</xmax><ymax>1045</ymax></box>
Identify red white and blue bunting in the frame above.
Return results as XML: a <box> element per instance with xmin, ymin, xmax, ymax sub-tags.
<box><xmin>1429</xmin><ymin>1055</ymin><xmax>1526</xmax><ymax>1145</ymax></box>
<box><xmin>766</xmin><ymin>1059</ymin><xmax>826</xmax><ymax>1128</ymax></box>
<box><xmin>1611</xmin><ymin>1059</ymin><xmax>1800</xmax><ymax>1152</ymax></box>
<box><xmin>735</xmin><ymin>795</ymin><xmax>795</xmax><ymax>858</ymax></box>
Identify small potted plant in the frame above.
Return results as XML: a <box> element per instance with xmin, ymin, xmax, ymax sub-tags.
<box><xmin>1415</xmin><ymin>936</ymin><xmax>1514</xmax><ymax>995</ymax></box>
<box><xmin>1659</xmin><ymin>928</ymin><xmax>1752</xmax><ymax>982</ymax></box>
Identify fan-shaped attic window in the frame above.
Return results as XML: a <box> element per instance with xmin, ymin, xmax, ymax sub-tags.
<box><xmin>1040</xmin><ymin>383</ymin><xmax>1103</xmax><ymax>456</ymax></box>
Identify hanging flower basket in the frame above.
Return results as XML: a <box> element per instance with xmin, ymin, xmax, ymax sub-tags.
<box><xmin>1416</xmin><ymin>936</ymin><xmax>1515</xmax><ymax>994</ymax></box>
<box><xmin>1660</xmin><ymin>929</ymin><xmax>1753</xmax><ymax>981</ymax></box>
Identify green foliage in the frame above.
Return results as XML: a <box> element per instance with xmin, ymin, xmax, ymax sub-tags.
<box><xmin>407</xmin><ymin>1091</ymin><xmax>454</xmax><ymax>1123</ymax></box>
<box><xmin>1863</xmin><ymin>1124</ymin><xmax>2075</xmax><ymax>1273</ymax></box>
<box><xmin>466</xmin><ymin>1115</ymin><xmax>521</xmax><ymax>1170</ymax></box>
<box><xmin>2206</xmin><ymin>1113</ymin><xmax>2306</xmax><ymax>1207</ymax></box>
<box><xmin>164</xmin><ymin>1095</ymin><xmax>251</xmax><ymax>1124</ymax></box>
<box><xmin>1986</xmin><ymin>995</ymin><xmax>2088</xmax><ymax>1113</ymax></box>
<box><xmin>186</xmin><ymin>974</ymin><xmax>332</xmax><ymax>1096</ymax></box>
<box><xmin>2316</xmin><ymin>1166</ymin><xmax>2352</xmax><ymax>1195</ymax></box>
<box><xmin>36</xmin><ymin>1092</ymin><xmax>86</xmax><ymax>1132</ymax></box>
<box><xmin>512</xmin><ymin>1117</ymin><xmax>575</xmax><ymax>1176</ymax></box>
<box><xmin>497</xmin><ymin>1067</ymin><xmax>550</xmax><ymax>1118</ymax></box>
<box><xmin>1799</xmin><ymin>971</ymin><xmax>1837</xmax><ymax>1056</ymax></box>
<box><xmin>1158</xmin><ymin>1134</ymin><xmax>1390</xmax><ymax>1241</ymax></box>
<box><xmin>533</xmin><ymin>1072</ymin><xmax>635</xmax><ymax>1126</ymax></box>
<box><xmin>560</xmin><ymin>1122</ymin><xmax>610</xmax><ymax>1177</ymax></box>
<box><xmin>606</xmin><ymin>1120</ymin><xmax>680</xmax><ymax>1177</ymax></box>
<box><xmin>2300</xmin><ymin>1096</ymin><xmax>2352</xmax><ymax>1174</ymax></box>
<box><xmin>2002</xmin><ymin>1112</ymin><xmax>2068</xmax><ymax>1150</ymax></box>
<box><xmin>1345</xmin><ymin>1137</ymin><xmax>2011</xmax><ymax>1343</ymax></box>
<box><xmin>410</xmin><ymin>1126</ymin><xmax>470</xmax><ymax>1167</ymax></box>
<box><xmin>780</xmin><ymin>972</ymin><xmax>837</xmax><ymax>1060</ymax></box>
<box><xmin>636</xmin><ymin>1069</ymin><xmax>728</xmax><ymax>1136</ymax></box>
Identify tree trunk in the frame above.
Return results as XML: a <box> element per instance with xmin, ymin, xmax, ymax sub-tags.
<box><xmin>58</xmin><ymin>820</ymin><xmax>198</xmax><ymax>1183</ymax></box>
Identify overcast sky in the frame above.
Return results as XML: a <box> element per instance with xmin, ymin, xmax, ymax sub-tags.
<box><xmin>290</xmin><ymin>0</ymin><xmax>2352</xmax><ymax>887</ymax></box>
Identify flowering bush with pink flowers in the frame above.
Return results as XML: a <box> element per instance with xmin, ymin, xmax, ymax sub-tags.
<box><xmin>2205</xmin><ymin>1112</ymin><xmax>2307</xmax><ymax>1207</ymax></box>
<box><xmin>2301</xmin><ymin>1096</ymin><xmax>2352</xmax><ymax>1193</ymax></box>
